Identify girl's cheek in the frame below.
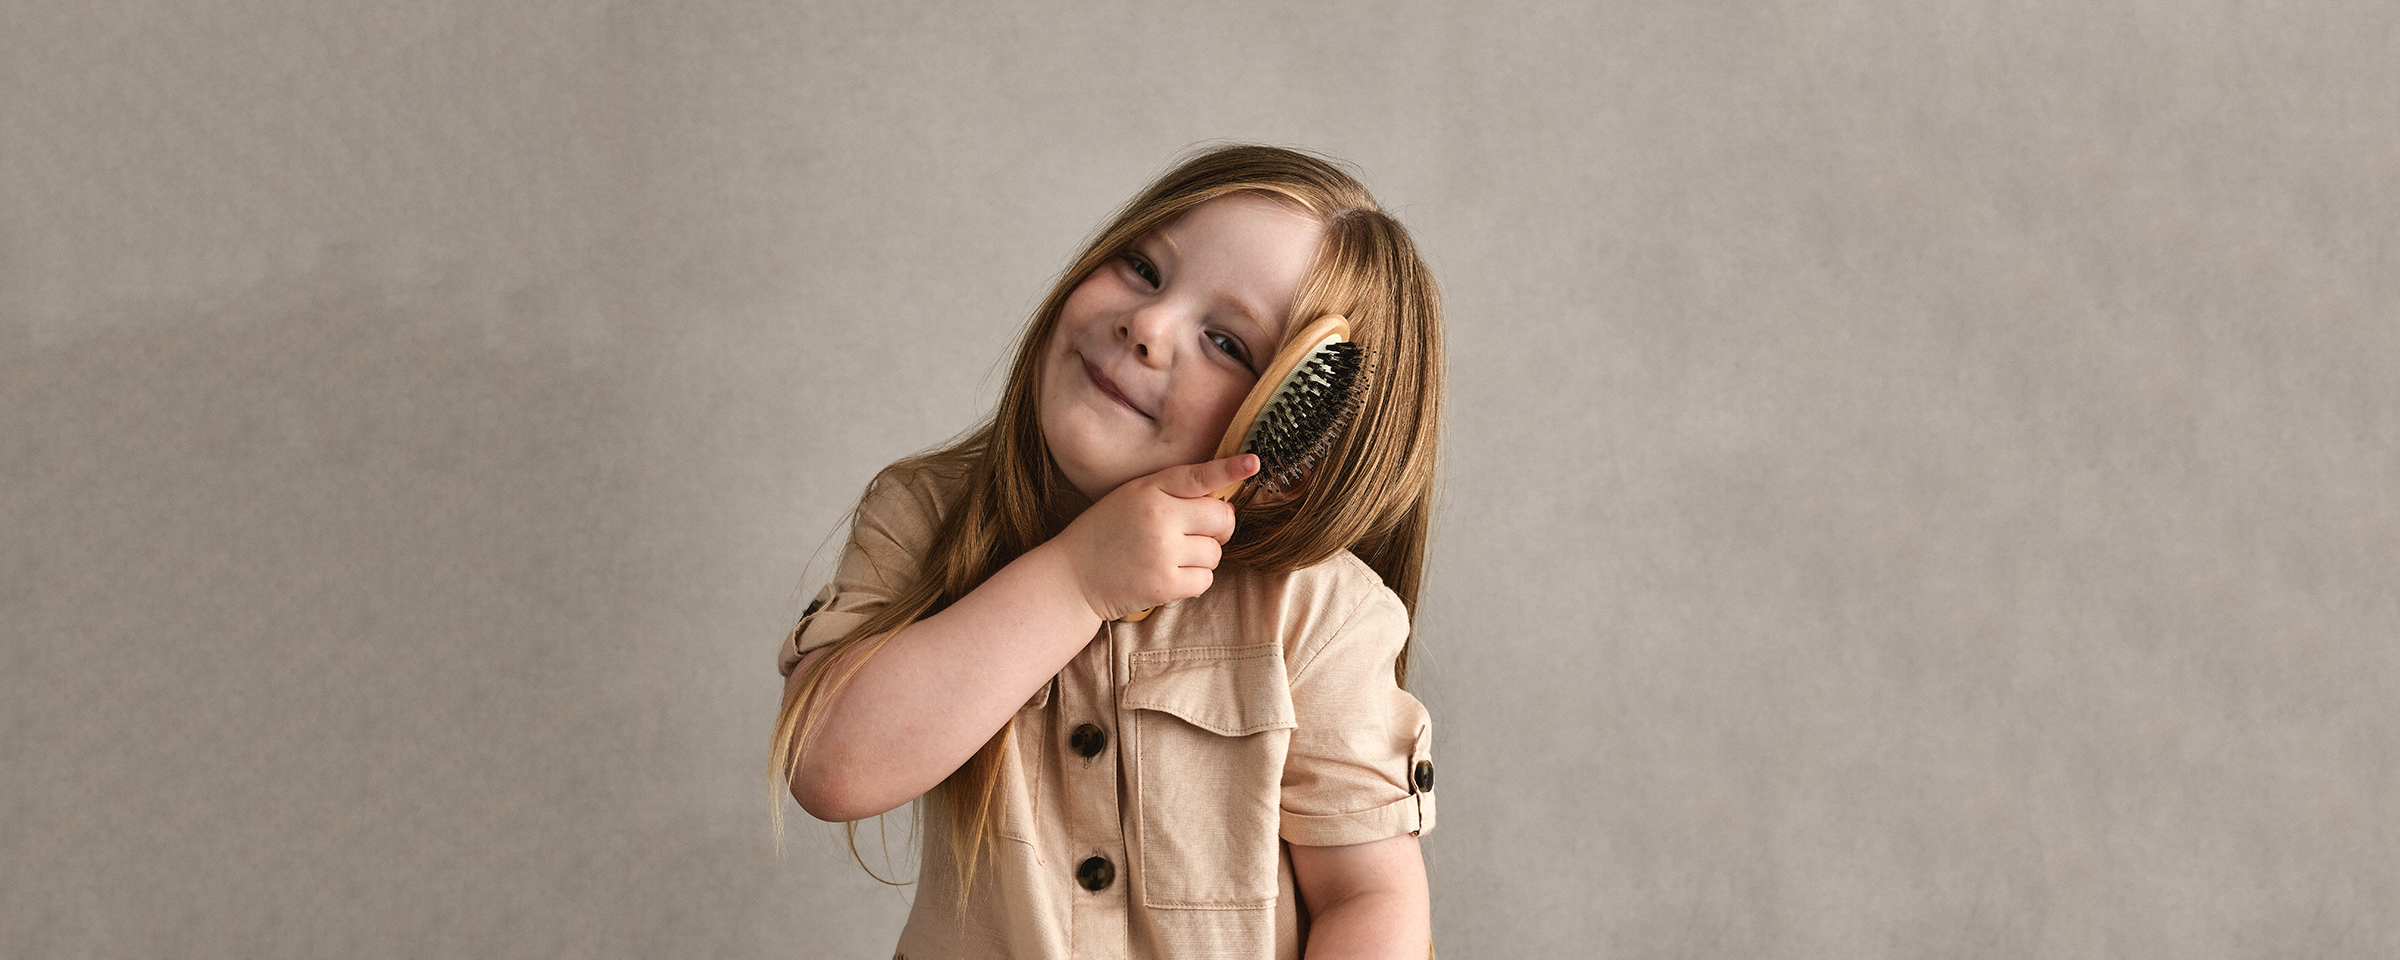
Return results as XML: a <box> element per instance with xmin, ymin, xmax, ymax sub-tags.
<box><xmin>1198</xmin><ymin>386</ymin><xmax>1245</xmax><ymax>445</ymax></box>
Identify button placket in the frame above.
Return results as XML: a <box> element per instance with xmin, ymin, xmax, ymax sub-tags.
<box><xmin>1061</xmin><ymin>623</ymin><xmax>1128</xmax><ymax>946</ymax></box>
<box><xmin>1059</xmin><ymin>628</ymin><xmax>1124</xmax><ymax>836</ymax></box>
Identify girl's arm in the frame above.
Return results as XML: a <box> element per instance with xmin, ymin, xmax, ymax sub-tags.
<box><xmin>787</xmin><ymin>454</ymin><xmax>1260</xmax><ymax>823</ymax></box>
<box><xmin>1290</xmin><ymin>833</ymin><xmax>1432</xmax><ymax>960</ymax></box>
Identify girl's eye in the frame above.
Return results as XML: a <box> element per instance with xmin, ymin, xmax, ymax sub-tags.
<box><xmin>1123</xmin><ymin>255</ymin><xmax>1160</xmax><ymax>289</ymax></box>
<box><xmin>1208</xmin><ymin>331</ymin><xmax>1254</xmax><ymax>371</ymax></box>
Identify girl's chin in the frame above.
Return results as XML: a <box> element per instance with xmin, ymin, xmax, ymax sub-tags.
<box><xmin>1041</xmin><ymin>435</ymin><xmax>1124</xmax><ymax>501</ymax></box>
<box><xmin>1045</xmin><ymin>414</ymin><xmax>1214</xmax><ymax>497</ymax></box>
<box><xmin>1053</xmin><ymin>469</ymin><xmax>1125</xmax><ymax>506</ymax></box>
<box><xmin>1054</xmin><ymin>451</ymin><xmax>1163</xmax><ymax>503</ymax></box>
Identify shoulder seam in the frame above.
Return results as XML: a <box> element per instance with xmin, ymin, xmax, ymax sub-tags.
<box><xmin>1286</xmin><ymin>553</ymin><xmax>1394</xmax><ymax>687</ymax></box>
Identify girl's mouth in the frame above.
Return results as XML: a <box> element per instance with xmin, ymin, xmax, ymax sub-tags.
<box><xmin>1083</xmin><ymin>359</ymin><xmax>1150</xmax><ymax>420</ymax></box>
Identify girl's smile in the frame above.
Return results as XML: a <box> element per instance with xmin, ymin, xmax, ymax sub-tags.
<box><xmin>1081</xmin><ymin>358</ymin><xmax>1150</xmax><ymax>419</ymax></box>
<box><xmin>1040</xmin><ymin>192</ymin><xmax>1325</xmax><ymax>501</ymax></box>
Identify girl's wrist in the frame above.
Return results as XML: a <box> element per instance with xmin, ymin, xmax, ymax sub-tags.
<box><xmin>1007</xmin><ymin>539</ymin><xmax>1112</xmax><ymax>629</ymax></box>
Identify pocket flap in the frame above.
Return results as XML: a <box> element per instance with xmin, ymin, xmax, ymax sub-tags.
<box><xmin>1122</xmin><ymin>644</ymin><xmax>1296</xmax><ymax>737</ymax></box>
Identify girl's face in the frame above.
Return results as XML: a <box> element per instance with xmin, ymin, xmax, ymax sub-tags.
<box><xmin>1040</xmin><ymin>192</ymin><xmax>1325</xmax><ymax>502</ymax></box>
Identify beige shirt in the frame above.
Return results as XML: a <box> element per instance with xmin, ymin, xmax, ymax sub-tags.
<box><xmin>781</xmin><ymin>463</ymin><xmax>1436</xmax><ymax>960</ymax></box>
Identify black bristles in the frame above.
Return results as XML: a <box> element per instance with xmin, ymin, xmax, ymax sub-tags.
<box><xmin>1243</xmin><ymin>340</ymin><xmax>1369</xmax><ymax>491</ymax></box>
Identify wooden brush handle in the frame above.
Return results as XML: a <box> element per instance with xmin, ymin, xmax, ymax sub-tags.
<box><xmin>1119</xmin><ymin>316</ymin><xmax>1351</xmax><ymax>623</ymax></box>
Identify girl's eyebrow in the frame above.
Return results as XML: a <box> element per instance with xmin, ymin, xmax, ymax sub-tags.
<box><xmin>1223</xmin><ymin>295</ymin><xmax>1275</xmax><ymax>344</ymax></box>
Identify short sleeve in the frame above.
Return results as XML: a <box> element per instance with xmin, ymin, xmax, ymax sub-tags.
<box><xmin>1276</xmin><ymin>585</ymin><xmax>1436</xmax><ymax>847</ymax></box>
<box><xmin>776</xmin><ymin>465</ymin><xmax>950</xmax><ymax>677</ymax></box>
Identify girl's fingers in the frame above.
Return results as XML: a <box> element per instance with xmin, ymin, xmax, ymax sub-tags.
<box><xmin>1173</xmin><ymin>535</ymin><xmax>1223</xmax><ymax>573</ymax></box>
<box><xmin>1187</xmin><ymin>499</ymin><xmax>1238</xmax><ymax>543</ymax></box>
<box><xmin>1165</xmin><ymin>560</ymin><xmax>1217</xmax><ymax>603</ymax></box>
<box><xmin>1146</xmin><ymin>495</ymin><xmax>1235</xmax><ymax>547</ymax></box>
<box><xmin>1061</xmin><ymin>457</ymin><xmax>1250</xmax><ymax>612</ymax></box>
<box><xmin>1156</xmin><ymin>454</ymin><xmax>1259</xmax><ymax>500</ymax></box>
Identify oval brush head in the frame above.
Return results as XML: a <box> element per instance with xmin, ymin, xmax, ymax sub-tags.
<box><xmin>1233</xmin><ymin>340</ymin><xmax>1367</xmax><ymax>493</ymax></box>
<box><xmin>1209</xmin><ymin>314</ymin><xmax>1371</xmax><ymax>496</ymax></box>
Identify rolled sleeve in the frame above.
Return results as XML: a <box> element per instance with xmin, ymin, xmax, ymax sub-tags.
<box><xmin>777</xmin><ymin>583</ymin><xmax>851</xmax><ymax>676</ymax></box>
<box><xmin>1276</xmin><ymin>582</ymin><xmax>1436</xmax><ymax>847</ymax></box>
<box><xmin>776</xmin><ymin>465</ymin><xmax>948</xmax><ymax>677</ymax></box>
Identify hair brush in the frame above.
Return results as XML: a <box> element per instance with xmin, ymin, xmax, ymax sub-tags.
<box><xmin>1119</xmin><ymin>314</ymin><xmax>1368</xmax><ymax>622</ymax></box>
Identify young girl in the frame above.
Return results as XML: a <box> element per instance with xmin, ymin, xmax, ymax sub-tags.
<box><xmin>772</xmin><ymin>145</ymin><xmax>1443</xmax><ymax>960</ymax></box>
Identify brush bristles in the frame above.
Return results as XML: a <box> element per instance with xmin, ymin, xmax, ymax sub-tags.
<box><xmin>1245</xmin><ymin>340</ymin><xmax>1368</xmax><ymax>491</ymax></box>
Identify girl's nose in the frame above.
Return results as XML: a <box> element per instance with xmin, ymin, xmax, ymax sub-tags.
<box><xmin>1120</xmin><ymin>305</ymin><xmax>1179</xmax><ymax>366</ymax></box>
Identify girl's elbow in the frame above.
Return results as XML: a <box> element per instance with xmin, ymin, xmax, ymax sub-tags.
<box><xmin>790</xmin><ymin>769</ymin><xmax>858</xmax><ymax>822</ymax></box>
<box><xmin>791</xmin><ymin>768</ymin><xmax>904</xmax><ymax>824</ymax></box>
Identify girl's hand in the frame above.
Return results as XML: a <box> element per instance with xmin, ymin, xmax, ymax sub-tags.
<box><xmin>1047</xmin><ymin>454</ymin><xmax>1259</xmax><ymax>621</ymax></box>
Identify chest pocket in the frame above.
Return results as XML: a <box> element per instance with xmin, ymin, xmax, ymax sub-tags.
<box><xmin>1121</xmin><ymin>643</ymin><xmax>1296</xmax><ymax>909</ymax></box>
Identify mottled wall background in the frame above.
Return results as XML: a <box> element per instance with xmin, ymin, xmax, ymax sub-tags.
<box><xmin>5</xmin><ymin>1</ymin><xmax>2393</xmax><ymax>957</ymax></box>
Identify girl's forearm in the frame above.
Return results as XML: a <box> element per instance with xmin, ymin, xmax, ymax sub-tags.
<box><xmin>787</xmin><ymin>541</ymin><xmax>1102</xmax><ymax>822</ymax></box>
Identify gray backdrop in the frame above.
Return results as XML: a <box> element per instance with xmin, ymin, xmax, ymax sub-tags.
<box><xmin>6</xmin><ymin>1</ymin><xmax>2393</xmax><ymax>957</ymax></box>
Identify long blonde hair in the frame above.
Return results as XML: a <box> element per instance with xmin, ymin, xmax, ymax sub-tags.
<box><xmin>770</xmin><ymin>144</ymin><xmax>1446</xmax><ymax>893</ymax></box>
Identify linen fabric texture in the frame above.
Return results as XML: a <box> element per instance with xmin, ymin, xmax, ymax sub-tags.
<box><xmin>780</xmin><ymin>462</ymin><xmax>1436</xmax><ymax>960</ymax></box>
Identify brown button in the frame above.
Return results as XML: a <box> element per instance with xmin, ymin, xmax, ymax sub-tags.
<box><xmin>1076</xmin><ymin>855</ymin><xmax>1115</xmax><ymax>892</ymax></box>
<box><xmin>1413</xmin><ymin>760</ymin><xmax>1435</xmax><ymax>793</ymax></box>
<box><xmin>1070</xmin><ymin>723</ymin><xmax>1108</xmax><ymax>758</ymax></box>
